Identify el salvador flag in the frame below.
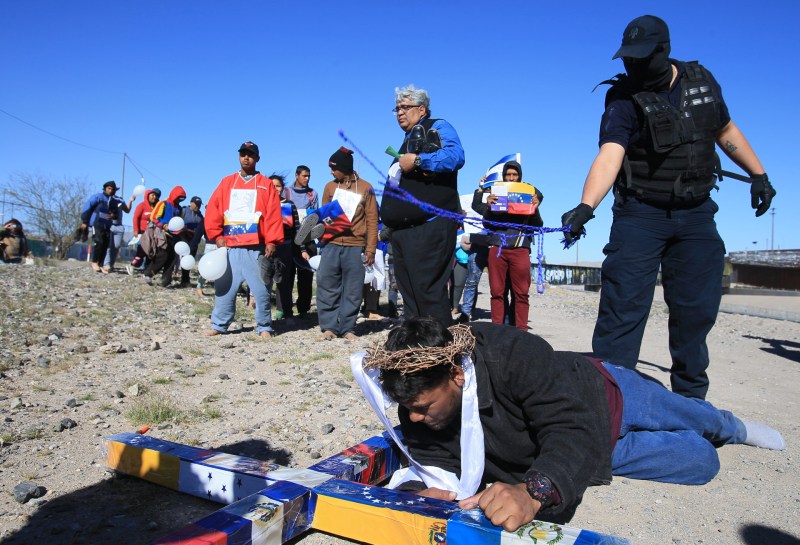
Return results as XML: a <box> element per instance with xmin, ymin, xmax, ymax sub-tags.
<box><xmin>481</xmin><ymin>153</ymin><xmax>521</xmax><ymax>188</ymax></box>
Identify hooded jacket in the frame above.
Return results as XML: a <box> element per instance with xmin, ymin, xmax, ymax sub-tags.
<box><xmin>133</xmin><ymin>190</ymin><xmax>158</xmax><ymax>235</ymax></box>
<box><xmin>283</xmin><ymin>185</ymin><xmax>319</xmax><ymax>211</ymax></box>
<box><xmin>151</xmin><ymin>186</ymin><xmax>186</xmax><ymax>235</ymax></box>
<box><xmin>472</xmin><ymin>161</ymin><xmax>544</xmax><ymax>249</ymax></box>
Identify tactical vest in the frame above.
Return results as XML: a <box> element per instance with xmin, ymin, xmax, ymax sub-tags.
<box><xmin>380</xmin><ymin>117</ymin><xmax>460</xmax><ymax>228</ymax></box>
<box><xmin>617</xmin><ymin>62</ymin><xmax>723</xmax><ymax>204</ymax></box>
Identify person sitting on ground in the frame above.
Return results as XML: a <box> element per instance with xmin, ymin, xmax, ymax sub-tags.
<box><xmin>353</xmin><ymin>317</ymin><xmax>785</xmax><ymax>531</ymax></box>
<box><xmin>0</xmin><ymin>219</ymin><xmax>31</xmax><ymax>264</ymax></box>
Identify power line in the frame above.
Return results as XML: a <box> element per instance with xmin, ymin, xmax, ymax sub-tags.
<box><xmin>0</xmin><ymin>107</ymin><xmax>167</xmax><ymax>185</ymax></box>
<box><xmin>0</xmin><ymin>107</ymin><xmax>122</xmax><ymax>154</ymax></box>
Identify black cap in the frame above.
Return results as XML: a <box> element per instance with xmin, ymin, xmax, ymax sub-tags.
<box><xmin>103</xmin><ymin>180</ymin><xmax>118</xmax><ymax>191</ymax></box>
<box><xmin>612</xmin><ymin>15</ymin><xmax>670</xmax><ymax>59</ymax></box>
<box><xmin>329</xmin><ymin>146</ymin><xmax>354</xmax><ymax>173</ymax></box>
<box><xmin>238</xmin><ymin>141</ymin><xmax>260</xmax><ymax>157</ymax></box>
<box><xmin>190</xmin><ymin>196</ymin><xmax>203</xmax><ymax>206</ymax></box>
<box><xmin>151</xmin><ymin>187</ymin><xmax>162</xmax><ymax>198</ymax></box>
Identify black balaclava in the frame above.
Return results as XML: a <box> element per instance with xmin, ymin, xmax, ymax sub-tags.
<box><xmin>624</xmin><ymin>43</ymin><xmax>672</xmax><ymax>91</ymax></box>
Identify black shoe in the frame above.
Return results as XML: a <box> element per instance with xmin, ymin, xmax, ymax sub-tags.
<box><xmin>407</xmin><ymin>125</ymin><xmax>426</xmax><ymax>154</ymax></box>
<box><xmin>423</xmin><ymin>128</ymin><xmax>442</xmax><ymax>153</ymax></box>
<box><xmin>160</xmin><ymin>275</ymin><xmax>172</xmax><ymax>287</ymax></box>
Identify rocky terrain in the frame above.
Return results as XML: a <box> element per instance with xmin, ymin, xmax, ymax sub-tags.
<box><xmin>0</xmin><ymin>260</ymin><xmax>797</xmax><ymax>545</ymax></box>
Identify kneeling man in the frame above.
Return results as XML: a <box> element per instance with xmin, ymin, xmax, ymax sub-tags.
<box><xmin>353</xmin><ymin>318</ymin><xmax>784</xmax><ymax>531</ymax></box>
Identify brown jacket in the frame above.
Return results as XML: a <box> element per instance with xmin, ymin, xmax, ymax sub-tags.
<box><xmin>321</xmin><ymin>177</ymin><xmax>379</xmax><ymax>256</ymax></box>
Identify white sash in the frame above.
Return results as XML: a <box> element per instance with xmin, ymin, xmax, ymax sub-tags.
<box><xmin>350</xmin><ymin>352</ymin><xmax>484</xmax><ymax>499</ymax></box>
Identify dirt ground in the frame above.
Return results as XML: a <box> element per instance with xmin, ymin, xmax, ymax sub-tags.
<box><xmin>0</xmin><ymin>260</ymin><xmax>797</xmax><ymax>545</ymax></box>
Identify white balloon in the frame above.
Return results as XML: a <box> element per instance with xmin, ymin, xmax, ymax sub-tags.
<box><xmin>168</xmin><ymin>216</ymin><xmax>185</xmax><ymax>232</ymax></box>
<box><xmin>174</xmin><ymin>241</ymin><xmax>190</xmax><ymax>256</ymax></box>
<box><xmin>308</xmin><ymin>255</ymin><xmax>322</xmax><ymax>271</ymax></box>
<box><xmin>198</xmin><ymin>247</ymin><xmax>228</xmax><ymax>280</ymax></box>
<box><xmin>180</xmin><ymin>255</ymin><xmax>196</xmax><ymax>270</ymax></box>
<box><xmin>132</xmin><ymin>184</ymin><xmax>146</xmax><ymax>197</ymax></box>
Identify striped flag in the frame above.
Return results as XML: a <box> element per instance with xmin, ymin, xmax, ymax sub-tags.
<box><xmin>481</xmin><ymin>153</ymin><xmax>521</xmax><ymax>188</ymax></box>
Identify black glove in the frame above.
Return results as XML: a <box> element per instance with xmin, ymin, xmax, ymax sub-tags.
<box><xmin>750</xmin><ymin>173</ymin><xmax>775</xmax><ymax>217</ymax></box>
<box><xmin>561</xmin><ymin>203</ymin><xmax>595</xmax><ymax>244</ymax></box>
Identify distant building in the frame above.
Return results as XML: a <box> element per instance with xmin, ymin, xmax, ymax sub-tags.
<box><xmin>728</xmin><ymin>250</ymin><xmax>800</xmax><ymax>291</ymax></box>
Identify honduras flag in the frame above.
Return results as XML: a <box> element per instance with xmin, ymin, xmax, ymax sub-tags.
<box><xmin>481</xmin><ymin>153</ymin><xmax>521</xmax><ymax>189</ymax></box>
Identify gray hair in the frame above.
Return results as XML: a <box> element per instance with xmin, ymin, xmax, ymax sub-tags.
<box><xmin>395</xmin><ymin>84</ymin><xmax>431</xmax><ymax>115</ymax></box>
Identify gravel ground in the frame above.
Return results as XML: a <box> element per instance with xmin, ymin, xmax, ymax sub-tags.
<box><xmin>0</xmin><ymin>260</ymin><xmax>797</xmax><ymax>545</ymax></box>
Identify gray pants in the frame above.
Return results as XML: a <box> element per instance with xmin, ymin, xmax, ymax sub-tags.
<box><xmin>316</xmin><ymin>245</ymin><xmax>364</xmax><ymax>335</ymax></box>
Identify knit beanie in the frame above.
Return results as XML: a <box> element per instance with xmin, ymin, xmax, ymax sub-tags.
<box><xmin>329</xmin><ymin>147</ymin><xmax>354</xmax><ymax>173</ymax></box>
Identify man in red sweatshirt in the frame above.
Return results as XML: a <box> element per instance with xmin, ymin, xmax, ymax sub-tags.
<box><xmin>204</xmin><ymin>142</ymin><xmax>284</xmax><ymax>338</ymax></box>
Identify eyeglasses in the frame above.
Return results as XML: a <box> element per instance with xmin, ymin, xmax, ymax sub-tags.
<box><xmin>392</xmin><ymin>104</ymin><xmax>420</xmax><ymax>114</ymax></box>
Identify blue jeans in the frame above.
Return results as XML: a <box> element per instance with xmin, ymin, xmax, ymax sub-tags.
<box><xmin>605</xmin><ymin>363</ymin><xmax>746</xmax><ymax>485</ymax></box>
<box><xmin>104</xmin><ymin>224</ymin><xmax>126</xmax><ymax>268</ymax></box>
<box><xmin>593</xmin><ymin>197</ymin><xmax>725</xmax><ymax>399</ymax></box>
<box><xmin>459</xmin><ymin>248</ymin><xmax>486</xmax><ymax>317</ymax></box>
<box><xmin>210</xmin><ymin>247</ymin><xmax>273</xmax><ymax>334</ymax></box>
<box><xmin>316</xmin><ymin>245</ymin><xmax>364</xmax><ymax>335</ymax></box>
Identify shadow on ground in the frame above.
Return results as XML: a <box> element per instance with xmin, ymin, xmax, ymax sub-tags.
<box><xmin>743</xmin><ymin>335</ymin><xmax>800</xmax><ymax>364</ymax></box>
<box><xmin>740</xmin><ymin>523</ymin><xmax>800</xmax><ymax>545</ymax></box>
<box><xmin>2</xmin><ymin>439</ymin><xmax>293</xmax><ymax>545</ymax></box>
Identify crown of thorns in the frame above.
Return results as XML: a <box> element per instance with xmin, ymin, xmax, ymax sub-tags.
<box><xmin>364</xmin><ymin>324</ymin><xmax>476</xmax><ymax>375</ymax></box>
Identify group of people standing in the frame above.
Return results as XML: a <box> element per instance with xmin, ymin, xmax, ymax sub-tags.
<box><xmin>80</xmin><ymin>180</ymin><xmax>205</xmax><ymax>287</ymax></box>
<box><xmin>352</xmin><ymin>14</ymin><xmax>782</xmax><ymax>535</ymax></box>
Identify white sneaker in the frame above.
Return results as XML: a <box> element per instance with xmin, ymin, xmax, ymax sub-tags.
<box><xmin>125</xmin><ymin>265</ymin><xmax>135</xmax><ymax>276</ymax></box>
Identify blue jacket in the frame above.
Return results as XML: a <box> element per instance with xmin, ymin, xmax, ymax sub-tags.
<box><xmin>81</xmin><ymin>193</ymin><xmax>126</xmax><ymax>229</ymax></box>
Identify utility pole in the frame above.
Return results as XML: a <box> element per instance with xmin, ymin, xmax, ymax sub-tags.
<box><xmin>770</xmin><ymin>207</ymin><xmax>775</xmax><ymax>251</ymax></box>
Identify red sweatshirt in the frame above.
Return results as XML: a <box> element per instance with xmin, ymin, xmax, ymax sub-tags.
<box><xmin>205</xmin><ymin>172</ymin><xmax>283</xmax><ymax>248</ymax></box>
<box><xmin>133</xmin><ymin>190</ymin><xmax>157</xmax><ymax>235</ymax></box>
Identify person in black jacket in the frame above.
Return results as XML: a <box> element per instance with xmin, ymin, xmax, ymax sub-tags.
<box><xmin>356</xmin><ymin>318</ymin><xmax>784</xmax><ymax>531</ymax></box>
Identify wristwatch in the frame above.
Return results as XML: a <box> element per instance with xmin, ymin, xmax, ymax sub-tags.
<box><xmin>523</xmin><ymin>473</ymin><xmax>559</xmax><ymax>509</ymax></box>
<box><xmin>413</xmin><ymin>155</ymin><xmax>422</xmax><ymax>169</ymax></box>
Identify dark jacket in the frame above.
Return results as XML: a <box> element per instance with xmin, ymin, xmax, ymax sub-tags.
<box><xmin>471</xmin><ymin>185</ymin><xmax>544</xmax><ymax>249</ymax></box>
<box><xmin>398</xmin><ymin>323</ymin><xmax>613</xmax><ymax>523</ymax></box>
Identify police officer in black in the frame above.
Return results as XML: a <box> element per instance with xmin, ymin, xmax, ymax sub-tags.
<box><xmin>560</xmin><ymin>15</ymin><xmax>776</xmax><ymax>400</ymax></box>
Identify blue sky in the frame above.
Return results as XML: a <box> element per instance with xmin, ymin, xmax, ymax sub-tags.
<box><xmin>1</xmin><ymin>1</ymin><xmax>796</xmax><ymax>263</ymax></box>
